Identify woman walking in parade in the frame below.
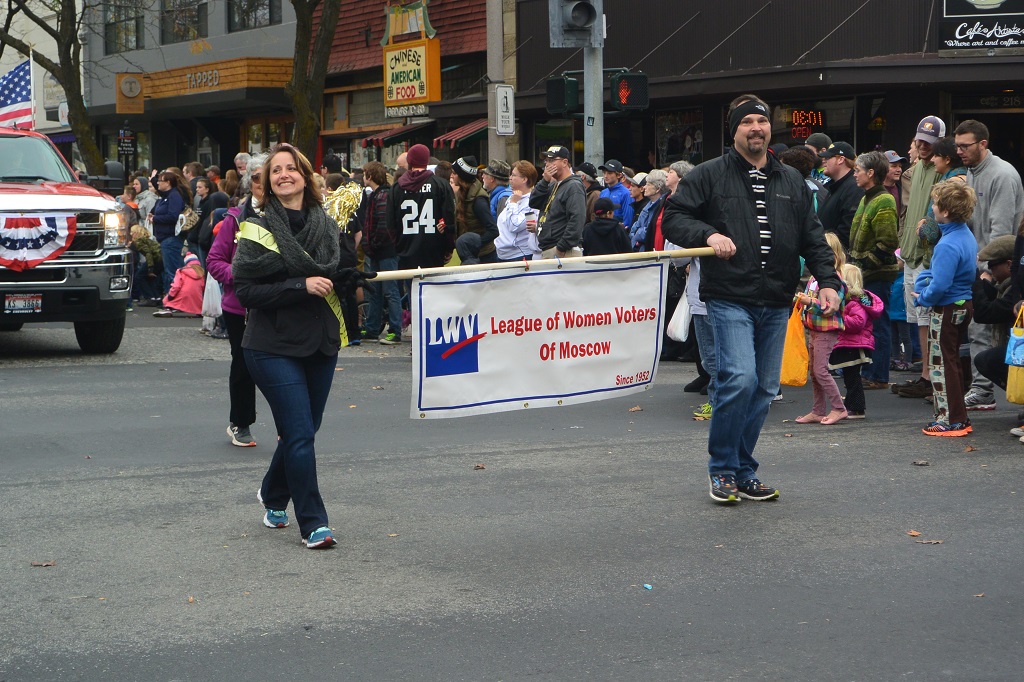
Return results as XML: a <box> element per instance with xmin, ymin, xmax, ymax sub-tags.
<box><xmin>206</xmin><ymin>153</ymin><xmax>267</xmax><ymax>448</ymax></box>
<box><xmin>232</xmin><ymin>143</ymin><xmax>363</xmax><ymax>549</ymax></box>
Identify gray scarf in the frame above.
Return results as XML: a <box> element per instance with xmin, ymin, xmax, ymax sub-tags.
<box><xmin>232</xmin><ymin>197</ymin><xmax>340</xmax><ymax>280</ymax></box>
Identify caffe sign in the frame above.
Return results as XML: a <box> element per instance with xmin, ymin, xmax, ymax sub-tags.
<box><xmin>939</xmin><ymin>0</ymin><xmax>1024</xmax><ymax>56</ymax></box>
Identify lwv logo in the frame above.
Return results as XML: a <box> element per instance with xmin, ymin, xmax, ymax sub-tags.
<box><xmin>424</xmin><ymin>314</ymin><xmax>485</xmax><ymax>377</ymax></box>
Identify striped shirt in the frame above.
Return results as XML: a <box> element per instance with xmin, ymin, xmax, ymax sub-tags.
<box><xmin>747</xmin><ymin>163</ymin><xmax>771</xmax><ymax>266</ymax></box>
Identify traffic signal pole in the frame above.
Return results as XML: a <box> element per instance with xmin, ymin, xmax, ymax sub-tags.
<box><xmin>583</xmin><ymin>45</ymin><xmax>604</xmax><ymax>168</ymax></box>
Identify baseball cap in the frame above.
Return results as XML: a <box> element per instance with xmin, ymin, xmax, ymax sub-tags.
<box><xmin>915</xmin><ymin>116</ymin><xmax>946</xmax><ymax>144</ymax></box>
<box><xmin>628</xmin><ymin>171</ymin><xmax>648</xmax><ymax>187</ymax></box>
<box><xmin>594</xmin><ymin>197</ymin><xmax>618</xmax><ymax>214</ymax></box>
<box><xmin>805</xmin><ymin>132</ymin><xmax>832</xmax><ymax>150</ymax></box>
<box><xmin>820</xmin><ymin>141</ymin><xmax>856</xmax><ymax>159</ymax></box>
<box><xmin>540</xmin><ymin>145</ymin><xmax>570</xmax><ymax>160</ymax></box>
<box><xmin>575</xmin><ymin>161</ymin><xmax>598</xmax><ymax>181</ymax></box>
<box><xmin>884</xmin><ymin>150</ymin><xmax>907</xmax><ymax>163</ymax></box>
<box><xmin>598</xmin><ymin>159</ymin><xmax>624</xmax><ymax>174</ymax></box>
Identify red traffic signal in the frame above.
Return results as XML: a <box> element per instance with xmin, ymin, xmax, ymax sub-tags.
<box><xmin>609</xmin><ymin>72</ymin><xmax>649</xmax><ymax>111</ymax></box>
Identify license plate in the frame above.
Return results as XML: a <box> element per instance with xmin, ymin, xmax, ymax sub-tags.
<box><xmin>4</xmin><ymin>293</ymin><xmax>42</xmax><ymax>314</ymax></box>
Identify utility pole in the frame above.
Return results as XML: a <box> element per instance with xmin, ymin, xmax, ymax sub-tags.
<box><xmin>485</xmin><ymin>0</ymin><xmax>506</xmax><ymax>162</ymax></box>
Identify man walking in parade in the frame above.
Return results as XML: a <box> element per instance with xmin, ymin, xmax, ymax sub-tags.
<box><xmin>663</xmin><ymin>94</ymin><xmax>842</xmax><ymax>504</ymax></box>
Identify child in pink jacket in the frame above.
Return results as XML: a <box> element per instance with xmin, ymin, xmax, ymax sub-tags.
<box><xmin>156</xmin><ymin>252</ymin><xmax>205</xmax><ymax>316</ymax></box>
<box><xmin>829</xmin><ymin>263</ymin><xmax>884</xmax><ymax>419</ymax></box>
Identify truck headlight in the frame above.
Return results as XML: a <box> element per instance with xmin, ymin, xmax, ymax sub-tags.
<box><xmin>103</xmin><ymin>211</ymin><xmax>128</xmax><ymax>247</ymax></box>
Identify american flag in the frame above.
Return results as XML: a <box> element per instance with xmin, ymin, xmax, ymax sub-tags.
<box><xmin>0</xmin><ymin>60</ymin><xmax>32</xmax><ymax>129</ymax></box>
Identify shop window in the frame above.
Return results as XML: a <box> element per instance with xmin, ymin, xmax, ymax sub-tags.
<box><xmin>228</xmin><ymin>0</ymin><xmax>282</xmax><ymax>32</ymax></box>
<box><xmin>656</xmin><ymin>109</ymin><xmax>704</xmax><ymax>167</ymax></box>
<box><xmin>349</xmin><ymin>88</ymin><xmax>386</xmax><ymax>128</ymax></box>
<box><xmin>324</xmin><ymin>93</ymin><xmax>348</xmax><ymax>131</ymax></box>
<box><xmin>104</xmin><ymin>2</ymin><xmax>145</xmax><ymax>55</ymax></box>
<box><xmin>161</xmin><ymin>0</ymin><xmax>208</xmax><ymax>44</ymax></box>
<box><xmin>246</xmin><ymin>123</ymin><xmax>264</xmax><ymax>154</ymax></box>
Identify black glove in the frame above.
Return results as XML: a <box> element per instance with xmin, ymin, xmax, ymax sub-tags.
<box><xmin>331</xmin><ymin>268</ymin><xmax>370</xmax><ymax>296</ymax></box>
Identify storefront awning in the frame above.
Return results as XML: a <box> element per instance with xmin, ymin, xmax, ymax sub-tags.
<box><xmin>47</xmin><ymin>131</ymin><xmax>77</xmax><ymax>144</ymax></box>
<box><xmin>361</xmin><ymin>121</ymin><xmax>434</xmax><ymax>149</ymax></box>
<box><xmin>432</xmin><ymin>119</ymin><xmax>488</xmax><ymax>149</ymax></box>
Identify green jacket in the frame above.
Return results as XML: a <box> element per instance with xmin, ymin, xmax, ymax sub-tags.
<box><xmin>898</xmin><ymin>159</ymin><xmax>940</xmax><ymax>267</ymax></box>
<box><xmin>849</xmin><ymin>185</ymin><xmax>899</xmax><ymax>283</ymax></box>
<box><xmin>132</xmin><ymin>236</ymin><xmax>163</xmax><ymax>273</ymax></box>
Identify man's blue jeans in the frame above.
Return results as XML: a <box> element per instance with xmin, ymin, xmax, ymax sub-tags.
<box><xmin>364</xmin><ymin>256</ymin><xmax>403</xmax><ymax>338</ymax></box>
<box><xmin>159</xmin><ymin>235</ymin><xmax>185</xmax><ymax>295</ymax></box>
<box><xmin>244</xmin><ymin>349</ymin><xmax>337</xmax><ymax>538</ymax></box>
<box><xmin>704</xmin><ymin>300</ymin><xmax>789</xmax><ymax>481</ymax></box>
<box><xmin>862</xmin><ymin>278</ymin><xmax>892</xmax><ymax>383</ymax></box>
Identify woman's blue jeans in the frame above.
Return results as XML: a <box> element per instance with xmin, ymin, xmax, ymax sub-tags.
<box><xmin>159</xmin><ymin>235</ymin><xmax>185</xmax><ymax>295</ymax></box>
<box><xmin>704</xmin><ymin>300</ymin><xmax>789</xmax><ymax>481</ymax></box>
<box><xmin>244</xmin><ymin>349</ymin><xmax>337</xmax><ymax>538</ymax></box>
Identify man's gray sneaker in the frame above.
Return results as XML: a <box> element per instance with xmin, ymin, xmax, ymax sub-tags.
<box><xmin>964</xmin><ymin>390</ymin><xmax>996</xmax><ymax>411</ymax></box>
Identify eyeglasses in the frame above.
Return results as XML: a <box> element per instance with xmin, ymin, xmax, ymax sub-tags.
<box><xmin>955</xmin><ymin>141</ymin><xmax>981</xmax><ymax>151</ymax></box>
<box><xmin>251</xmin><ymin>174</ymin><xmax>261</xmax><ymax>182</ymax></box>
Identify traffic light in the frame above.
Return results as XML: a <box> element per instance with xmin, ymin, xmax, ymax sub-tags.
<box><xmin>548</xmin><ymin>0</ymin><xmax>603</xmax><ymax>49</ymax></box>
<box><xmin>609</xmin><ymin>72</ymin><xmax>649</xmax><ymax>111</ymax></box>
<box><xmin>546</xmin><ymin>76</ymin><xmax>580</xmax><ymax>115</ymax></box>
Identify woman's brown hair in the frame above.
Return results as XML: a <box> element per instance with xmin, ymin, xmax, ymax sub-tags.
<box><xmin>264</xmin><ymin>143</ymin><xmax>322</xmax><ymax>207</ymax></box>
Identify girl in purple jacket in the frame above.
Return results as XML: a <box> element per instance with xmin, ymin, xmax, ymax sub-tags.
<box><xmin>829</xmin><ymin>263</ymin><xmax>884</xmax><ymax>419</ymax></box>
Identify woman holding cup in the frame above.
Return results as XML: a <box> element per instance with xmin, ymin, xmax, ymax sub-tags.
<box><xmin>494</xmin><ymin>160</ymin><xmax>542</xmax><ymax>261</ymax></box>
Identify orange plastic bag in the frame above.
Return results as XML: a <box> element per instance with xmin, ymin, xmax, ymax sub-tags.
<box><xmin>780</xmin><ymin>304</ymin><xmax>809</xmax><ymax>387</ymax></box>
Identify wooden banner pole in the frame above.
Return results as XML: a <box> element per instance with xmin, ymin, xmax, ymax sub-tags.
<box><xmin>365</xmin><ymin>247</ymin><xmax>716</xmax><ymax>282</ymax></box>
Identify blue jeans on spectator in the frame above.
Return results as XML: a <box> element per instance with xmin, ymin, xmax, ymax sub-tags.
<box><xmin>704</xmin><ymin>300</ymin><xmax>789</xmax><ymax>481</ymax></box>
<box><xmin>862</xmin><ymin>278</ymin><xmax>892</xmax><ymax>383</ymax></box>
<box><xmin>364</xmin><ymin>255</ymin><xmax>403</xmax><ymax>338</ymax></box>
<box><xmin>244</xmin><ymin>349</ymin><xmax>337</xmax><ymax>538</ymax></box>
<box><xmin>692</xmin><ymin>312</ymin><xmax>717</xmax><ymax>403</ymax></box>
<box><xmin>159</xmin><ymin>235</ymin><xmax>185</xmax><ymax>295</ymax></box>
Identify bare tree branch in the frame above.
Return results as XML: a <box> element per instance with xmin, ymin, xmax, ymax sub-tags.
<box><xmin>11</xmin><ymin>0</ymin><xmax>61</xmax><ymax>42</ymax></box>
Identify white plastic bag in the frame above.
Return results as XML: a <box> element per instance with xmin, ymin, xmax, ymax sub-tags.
<box><xmin>666</xmin><ymin>293</ymin><xmax>691</xmax><ymax>342</ymax></box>
<box><xmin>202</xmin><ymin>272</ymin><xmax>222</xmax><ymax>318</ymax></box>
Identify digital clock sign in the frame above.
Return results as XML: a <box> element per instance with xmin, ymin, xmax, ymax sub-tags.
<box><xmin>792</xmin><ymin>109</ymin><xmax>825</xmax><ymax>126</ymax></box>
<box><xmin>791</xmin><ymin>109</ymin><xmax>826</xmax><ymax>141</ymax></box>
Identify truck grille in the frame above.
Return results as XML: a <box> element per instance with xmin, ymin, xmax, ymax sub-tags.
<box><xmin>62</xmin><ymin>212</ymin><xmax>104</xmax><ymax>257</ymax></box>
<box><xmin>0</xmin><ymin>267</ymin><xmax>66</xmax><ymax>283</ymax></box>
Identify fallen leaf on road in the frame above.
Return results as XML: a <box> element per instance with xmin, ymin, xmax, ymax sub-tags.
<box><xmin>975</xmin><ymin>593</ymin><xmax>985</xmax><ymax>598</ymax></box>
<box><xmin>916</xmin><ymin>539</ymin><xmax>944</xmax><ymax>544</ymax></box>
<box><xmin>30</xmin><ymin>560</ymin><xmax>56</xmax><ymax>567</ymax></box>
<box><xmin>187</xmin><ymin>596</ymin><xmax>196</xmax><ymax>603</ymax></box>
<box><xmin>84</xmin><ymin>455</ymin><xmax>91</xmax><ymax>459</ymax></box>
<box><xmin>784</xmin><ymin>433</ymin><xmax>793</xmax><ymax>437</ymax></box>
<box><xmin>387</xmin><ymin>533</ymin><xmax>399</xmax><ymax>538</ymax></box>
<box><xmin>907</xmin><ymin>530</ymin><xmax>922</xmax><ymax>537</ymax></box>
<box><xmin>348</xmin><ymin>405</ymin><xmax>357</xmax><ymax>409</ymax></box>
<box><xmin>912</xmin><ymin>460</ymin><xmax>930</xmax><ymax>466</ymax></box>
<box><xmin>628</xmin><ymin>405</ymin><xmax>643</xmax><ymax>412</ymax></box>
<box><xmin>336</xmin><ymin>367</ymin><xmax>344</xmax><ymax>371</ymax></box>
<box><xmin>981</xmin><ymin>464</ymin><xmax>988</xmax><ymax>468</ymax></box>
<box><xmin>782</xmin><ymin>419</ymin><xmax>791</xmax><ymax>423</ymax></box>
<box><xmin>964</xmin><ymin>445</ymin><xmax>977</xmax><ymax>452</ymax></box>
<box><xmin>474</xmin><ymin>463</ymin><xmax>486</xmax><ymax>470</ymax></box>
<box><xmin>372</xmin><ymin>386</ymin><xmax>384</xmax><ymax>390</ymax></box>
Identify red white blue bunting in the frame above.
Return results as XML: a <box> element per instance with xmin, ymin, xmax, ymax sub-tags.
<box><xmin>0</xmin><ymin>215</ymin><xmax>78</xmax><ymax>272</ymax></box>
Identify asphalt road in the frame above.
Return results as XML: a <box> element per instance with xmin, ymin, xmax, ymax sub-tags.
<box><xmin>2</xmin><ymin>311</ymin><xmax>1023</xmax><ymax>681</ymax></box>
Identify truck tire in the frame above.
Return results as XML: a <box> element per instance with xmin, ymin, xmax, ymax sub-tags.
<box><xmin>0</xmin><ymin>321</ymin><xmax>24</xmax><ymax>331</ymax></box>
<box><xmin>74</xmin><ymin>315</ymin><xmax>125</xmax><ymax>354</ymax></box>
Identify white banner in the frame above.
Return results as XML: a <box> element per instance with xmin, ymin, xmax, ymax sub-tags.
<box><xmin>411</xmin><ymin>260</ymin><xmax>669</xmax><ymax>418</ymax></box>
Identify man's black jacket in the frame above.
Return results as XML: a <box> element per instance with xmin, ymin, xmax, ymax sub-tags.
<box><xmin>662</xmin><ymin>147</ymin><xmax>841</xmax><ymax>307</ymax></box>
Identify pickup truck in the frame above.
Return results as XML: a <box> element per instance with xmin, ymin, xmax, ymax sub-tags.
<box><xmin>0</xmin><ymin>128</ymin><xmax>131</xmax><ymax>353</ymax></box>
